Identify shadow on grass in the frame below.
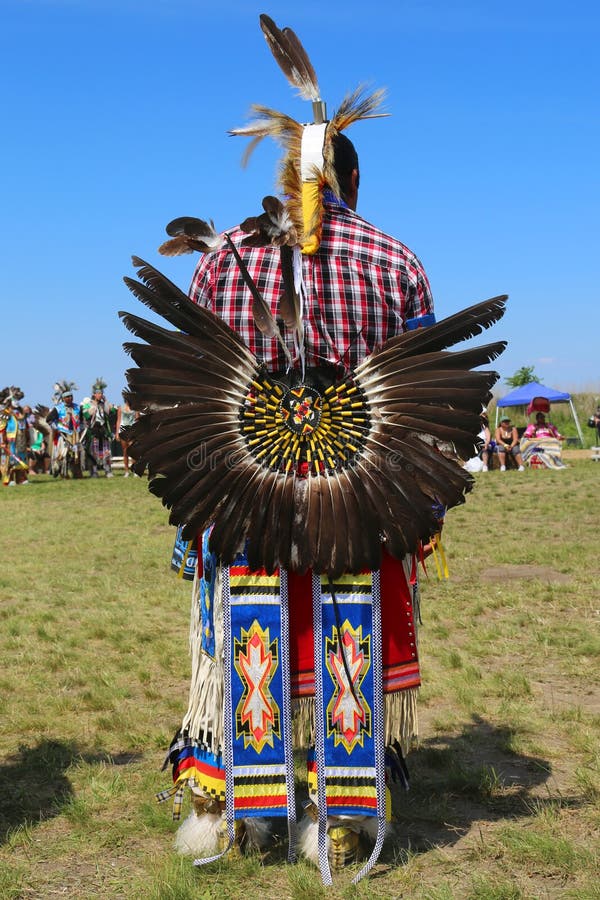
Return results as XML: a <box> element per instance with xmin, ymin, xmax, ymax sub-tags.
<box><xmin>385</xmin><ymin>714</ymin><xmax>575</xmax><ymax>856</ymax></box>
<box><xmin>262</xmin><ymin>715</ymin><xmax>577</xmax><ymax>869</ymax></box>
<box><xmin>0</xmin><ymin>739</ymin><xmax>142</xmax><ymax>844</ymax></box>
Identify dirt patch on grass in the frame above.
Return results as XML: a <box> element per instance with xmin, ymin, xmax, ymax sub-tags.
<box><xmin>562</xmin><ymin>448</ymin><xmax>598</xmax><ymax>460</ymax></box>
<box><xmin>481</xmin><ymin>564</ymin><xmax>571</xmax><ymax>583</ymax></box>
<box><xmin>534</xmin><ymin>679</ymin><xmax>600</xmax><ymax>716</ymax></box>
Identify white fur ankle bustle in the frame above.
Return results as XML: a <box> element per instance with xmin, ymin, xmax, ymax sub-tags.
<box><xmin>298</xmin><ymin>816</ymin><xmax>322</xmax><ymax>866</ymax></box>
<box><xmin>175</xmin><ymin>809</ymin><xmax>222</xmax><ymax>857</ymax></box>
<box><xmin>175</xmin><ymin>809</ymin><xmax>271</xmax><ymax>858</ymax></box>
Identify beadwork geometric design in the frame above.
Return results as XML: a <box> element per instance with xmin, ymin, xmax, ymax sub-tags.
<box><xmin>234</xmin><ymin>620</ymin><xmax>281</xmax><ymax>753</ymax></box>
<box><xmin>325</xmin><ymin>620</ymin><xmax>372</xmax><ymax>753</ymax></box>
<box><xmin>241</xmin><ymin>375</ymin><xmax>371</xmax><ymax>472</ymax></box>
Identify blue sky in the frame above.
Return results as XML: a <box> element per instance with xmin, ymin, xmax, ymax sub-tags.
<box><xmin>2</xmin><ymin>0</ymin><xmax>599</xmax><ymax>407</ymax></box>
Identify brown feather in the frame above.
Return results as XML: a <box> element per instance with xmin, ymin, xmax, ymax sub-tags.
<box><xmin>165</xmin><ymin>217</ymin><xmax>218</xmax><ymax>239</ymax></box>
<box><xmin>355</xmin><ymin>296</ymin><xmax>508</xmax><ymax>377</ymax></box>
<box><xmin>123</xmin><ymin>260</ymin><xmax>254</xmax><ymax>362</ymax></box>
<box><xmin>240</xmin><ymin>196</ymin><xmax>297</xmax><ymax>247</ymax></box>
<box><xmin>208</xmin><ymin>463</ymin><xmax>272</xmax><ymax>563</ymax></box>
<box><xmin>246</xmin><ymin>469</ymin><xmax>281</xmax><ymax>573</ymax></box>
<box><xmin>158</xmin><ymin>236</ymin><xmax>209</xmax><ymax>257</ymax></box>
<box><xmin>265</xmin><ymin>471</ymin><xmax>295</xmax><ymax>573</ymax></box>
<box><xmin>327</xmin><ymin>469</ymin><xmax>353</xmax><ymax>576</ymax></box>
<box><xmin>314</xmin><ymin>474</ymin><xmax>339</xmax><ymax>575</ymax></box>
<box><xmin>278</xmin><ymin>244</ymin><xmax>302</xmax><ymax>332</ymax></box>
<box><xmin>259</xmin><ymin>14</ymin><xmax>320</xmax><ymax>101</ymax></box>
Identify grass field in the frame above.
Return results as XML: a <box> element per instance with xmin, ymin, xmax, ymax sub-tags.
<box><xmin>1</xmin><ymin>462</ymin><xmax>599</xmax><ymax>899</ymax></box>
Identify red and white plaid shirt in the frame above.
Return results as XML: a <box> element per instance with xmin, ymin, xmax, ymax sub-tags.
<box><xmin>189</xmin><ymin>195</ymin><xmax>434</xmax><ymax>372</ymax></box>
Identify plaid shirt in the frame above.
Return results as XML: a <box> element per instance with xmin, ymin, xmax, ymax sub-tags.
<box><xmin>189</xmin><ymin>195</ymin><xmax>434</xmax><ymax>372</ymax></box>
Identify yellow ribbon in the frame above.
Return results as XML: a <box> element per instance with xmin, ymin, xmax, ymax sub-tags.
<box><xmin>300</xmin><ymin>181</ymin><xmax>322</xmax><ymax>255</ymax></box>
<box><xmin>429</xmin><ymin>532</ymin><xmax>449</xmax><ymax>580</ymax></box>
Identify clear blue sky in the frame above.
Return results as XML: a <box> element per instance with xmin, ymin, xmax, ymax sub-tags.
<box><xmin>2</xmin><ymin>0</ymin><xmax>599</xmax><ymax>407</ymax></box>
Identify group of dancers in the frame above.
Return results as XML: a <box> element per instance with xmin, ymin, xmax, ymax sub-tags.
<box><xmin>0</xmin><ymin>380</ymin><xmax>137</xmax><ymax>485</ymax></box>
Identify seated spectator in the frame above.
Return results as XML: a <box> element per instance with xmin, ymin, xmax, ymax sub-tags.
<box><xmin>463</xmin><ymin>413</ymin><xmax>494</xmax><ymax>473</ymax></box>
<box><xmin>520</xmin><ymin>412</ymin><xmax>566</xmax><ymax>469</ymax></box>
<box><xmin>494</xmin><ymin>416</ymin><xmax>525</xmax><ymax>471</ymax></box>
<box><xmin>523</xmin><ymin>412</ymin><xmax>563</xmax><ymax>441</ymax></box>
<box><xmin>480</xmin><ymin>414</ymin><xmax>494</xmax><ymax>471</ymax></box>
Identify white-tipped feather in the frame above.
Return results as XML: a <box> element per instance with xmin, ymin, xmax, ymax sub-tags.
<box><xmin>263</xmin><ymin>196</ymin><xmax>295</xmax><ymax>239</ymax></box>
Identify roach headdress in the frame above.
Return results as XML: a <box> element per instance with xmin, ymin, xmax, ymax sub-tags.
<box><xmin>52</xmin><ymin>380</ymin><xmax>78</xmax><ymax>402</ymax></box>
<box><xmin>228</xmin><ymin>14</ymin><xmax>387</xmax><ymax>255</ymax></box>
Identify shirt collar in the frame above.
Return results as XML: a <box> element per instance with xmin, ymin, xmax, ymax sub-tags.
<box><xmin>323</xmin><ymin>188</ymin><xmax>349</xmax><ymax>209</ymax></box>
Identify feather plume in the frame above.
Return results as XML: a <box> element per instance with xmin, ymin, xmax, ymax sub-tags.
<box><xmin>329</xmin><ymin>85</ymin><xmax>388</xmax><ymax>133</ymax></box>
<box><xmin>159</xmin><ymin>217</ymin><xmax>223</xmax><ymax>258</ymax></box>
<box><xmin>259</xmin><ymin>14</ymin><xmax>320</xmax><ymax>101</ymax></box>
<box><xmin>240</xmin><ymin>195</ymin><xmax>298</xmax><ymax>247</ymax></box>
<box><xmin>229</xmin><ymin>106</ymin><xmax>301</xmax><ymax>145</ymax></box>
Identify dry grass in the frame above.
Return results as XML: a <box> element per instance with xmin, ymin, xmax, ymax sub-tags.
<box><xmin>0</xmin><ymin>462</ymin><xmax>599</xmax><ymax>899</ymax></box>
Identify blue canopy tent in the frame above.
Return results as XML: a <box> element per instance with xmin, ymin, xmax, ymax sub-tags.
<box><xmin>495</xmin><ymin>381</ymin><xmax>584</xmax><ymax>444</ymax></box>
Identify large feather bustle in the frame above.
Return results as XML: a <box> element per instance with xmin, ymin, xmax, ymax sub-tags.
<box><xmin>122</xmin><ymin>255</ymin><xmax>506</xmax><ymax>575</ymax></box>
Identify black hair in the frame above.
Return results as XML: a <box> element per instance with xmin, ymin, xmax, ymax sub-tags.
<box><xmin>331</xmin><ymin>132</ymin><xmax>359</xmax><ymax>201</ymax></box>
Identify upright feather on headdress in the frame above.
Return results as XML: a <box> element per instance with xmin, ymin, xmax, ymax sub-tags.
<box><xmin>259</xmin><ymin>14</ymin><xmax>320</xmax><ymax>102</ymax></box>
